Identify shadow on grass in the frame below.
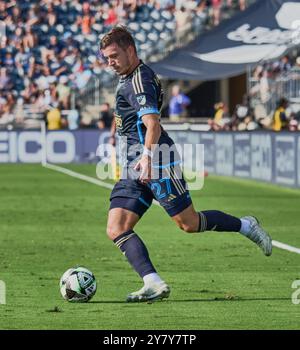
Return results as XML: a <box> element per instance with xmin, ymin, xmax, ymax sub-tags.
<box><xmin>89</xmin><ymin>297</ymin><xmax>291</xmax><ymax>304</ymax></box>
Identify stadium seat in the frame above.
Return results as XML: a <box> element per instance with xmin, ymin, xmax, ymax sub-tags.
<box><xmin>147</xmin><ymin>32</ymin><xmax>159</xmax><ymax>43</ymax></box>
<box><xmin>165</xmin><ymin>21</ymin><xmax>176</xmax><ymax>32</ymax></box>
<box><xmin>153</xmin><ymin>22</ymin><xmax>165</xmax><ymax>32</ymax></box>
<box><xmin>161</xmin><ymin>10</ymin><xmax>173</xmax><ymax>22</ymax></box>
<box><xmin>141</xmin><ymin>22</ymin><xmax>153</xmax><ymax>32</ymax></box>
<box><xmin>128</xmin><ymin>22</ymin><xmax>140</xmax><ymax>33</ymax></box>
<box><xmin>150</xmin><ymin>10</ymin><xmax>161</xmax><ymax>22</ymax></box>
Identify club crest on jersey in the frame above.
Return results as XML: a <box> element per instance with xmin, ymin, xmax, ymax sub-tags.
<box><xmin>137</xmin><ymin>95</ymin><xmax>146</xmax><ymax>105</ymax></box>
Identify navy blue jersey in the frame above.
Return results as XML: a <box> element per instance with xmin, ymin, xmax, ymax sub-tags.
<box><xmin>110</xmin><ymin>63</ymin><xmax>191</xmax><ymax>217</ymax></box>
<box><xmin>115</xmin><ymin>61</ymin><xmax>172</xmax><ymax>146</ymax></box>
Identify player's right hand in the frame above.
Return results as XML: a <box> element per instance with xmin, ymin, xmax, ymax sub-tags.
<box><xmin>134</xmin><ymin>155</ymin><xmax>152</xmax><ymax>184</ymax></box>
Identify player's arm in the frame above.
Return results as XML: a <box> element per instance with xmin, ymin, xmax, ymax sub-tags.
<box><xmin>110</xmin><ymin>115</ymin><xmax>116</xmax><ymax>146</ymax></box>
<box><xmin>142</xmin><ymin>114</ymin><xmax>161</xmax><ymax>154</ymax></box>
<box><xmin>134</xmin><ymin>114</ymin><xmax>161</xmax><ymax>184</ymax></box>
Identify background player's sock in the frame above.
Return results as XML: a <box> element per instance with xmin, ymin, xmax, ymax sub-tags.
<box><xmin>114</xmin><ymin>230</ymin><xmax>157</xmax><ymax>278</ymax></box>
<box><xmin>198</xmin><ymin>210</ymin><xmax>241</xmax><ymax>232</ymax></box>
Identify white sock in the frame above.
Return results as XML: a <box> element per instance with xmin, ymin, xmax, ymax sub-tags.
<box><xmin>143</xmin><ymin>273</ymin><xmax>163</xmax><ymax>286</ymax></box>
<box><xmin>239</xmin><ymin>219</ymin><xmax>251</xmax><ymax>236</ymax></box>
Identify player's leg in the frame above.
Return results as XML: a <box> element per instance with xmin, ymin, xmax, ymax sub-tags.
<box><xmin>171</xmin><ymin>204</ymin><xmax>272</xmax><ymax>256</ymax></box>
<box><xmin>107</xmin><ymin>182</ymin><xmax>170</xmax><ymax>302</ymax></box>
<box><xmin>107</xmin><ymin>203</ymin><xmax>157</xmax><ymax>280</ymax></box>
<box><xmin>153</xmin><ymin>166</ymin><xmax>272</xmax><ymax>256</ymax></box>
<box><xmin>171</xmin><ymin>204</ymin><xmax>241</xmax><ymax>233</ymax></box>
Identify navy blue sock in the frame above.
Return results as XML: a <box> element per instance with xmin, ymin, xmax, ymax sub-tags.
<box><xmin>198</xmin><ymin>210</ymin><xmax>241</xmax><ymax>232</ymax></box>
<box><xmin>113</xmin><ymin>230</ymin><xmax>156</xmax><ymax>278</ymax></box>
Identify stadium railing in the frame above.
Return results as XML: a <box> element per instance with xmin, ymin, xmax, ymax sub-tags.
<box><xmin>249</xmin><ymin>68</ymin><xmax>300</xmax><ymax>117</ymax></box>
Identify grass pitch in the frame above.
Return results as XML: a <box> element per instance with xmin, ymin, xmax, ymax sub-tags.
<box><xmin>0</xmin><ymin>164</ymin><xmax>300</xmax><ymax>330</ymax></box>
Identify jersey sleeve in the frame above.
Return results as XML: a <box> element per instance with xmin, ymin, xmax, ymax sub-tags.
<box><xmin>127</xmin><ymin>68</ymin><xmax>160</xmax><ymax>118</ymax></box>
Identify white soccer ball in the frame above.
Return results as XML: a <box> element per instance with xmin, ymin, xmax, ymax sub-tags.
<box><xmin>59</xmin><ymin>266</ymin><xmax>97</xmax><ymax>302</ymax></box>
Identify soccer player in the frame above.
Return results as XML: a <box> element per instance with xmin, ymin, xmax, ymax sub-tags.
<box><xmin>100</xmin><ymin>26</ymin><xmax>272</xmax><ymax>303</ymax></box>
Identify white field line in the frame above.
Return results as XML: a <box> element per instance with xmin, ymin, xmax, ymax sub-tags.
<box><xmin>44</xmin><ymin>163</ymin><xmax>114</xmax><ymax>190</ymax></box>
<box><xmin>43</xmin><ymin>163</ymin><xmax>300</xmax><ymax>255</ymax></box>
<box><xmin>272</xmin><ymin>240</ymin><xmax>300</xmax><ymax>254</ymax></box>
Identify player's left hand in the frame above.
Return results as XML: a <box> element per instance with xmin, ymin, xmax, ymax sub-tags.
<box><xmin>134</xmin><ymin>155</ymin><xmax>152</xmax><ymax>184</ymax></box>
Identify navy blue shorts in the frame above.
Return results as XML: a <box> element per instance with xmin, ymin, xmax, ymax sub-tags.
<box><xmin>109</xmin><ymin>166</ymin><xmax>192</xmax><ymax>217</ymax></box>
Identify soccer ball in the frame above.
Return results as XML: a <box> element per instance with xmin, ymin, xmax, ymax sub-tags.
<box><xmin>59</xmin><ymin>266</ymin><xmax>97</xmax><ymax>302</ymax></box>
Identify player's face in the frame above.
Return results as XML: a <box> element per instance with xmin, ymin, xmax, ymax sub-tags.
<box><xmin>102</xmin><ymin>43</ymin><xmax>132</xmax><ymax>76</ymax></box>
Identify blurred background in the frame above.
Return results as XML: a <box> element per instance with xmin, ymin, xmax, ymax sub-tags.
<box><xmin>1</xmin><ymin>0</ymin><xmax>299</xmax><ymax>133</ymax></box>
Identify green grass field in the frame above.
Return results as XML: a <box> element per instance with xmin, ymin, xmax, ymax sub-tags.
<box><xmin>0</xmin><ymin>164</ymin><xmax>300</xmax><ymax>330</ymax></box>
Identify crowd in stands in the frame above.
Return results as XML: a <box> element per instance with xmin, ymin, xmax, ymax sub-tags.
<box><xmin>249</xmin><ymin>53</ymin><xmax>300</xmax><ymax>106</ymax></box>
<box><xmin>0</xmin><ymin>0</ymin><xmax>253</xmax><ymax>130</ymax></box>
<box><xmin>206</xmin><ymin>46</ymin><xmax>300</xmax><ymax>132</ymax></box>
<box><xmin>208</xmin><ymin>95</ymin><xmax>300</xmax><ymax>132</ymax></box>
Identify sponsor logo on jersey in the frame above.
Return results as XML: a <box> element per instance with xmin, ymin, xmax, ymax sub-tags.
<box><xmin>114</xmin><ymin>113</ymin><xmax>123</xmax><ymax>130</ymax></box>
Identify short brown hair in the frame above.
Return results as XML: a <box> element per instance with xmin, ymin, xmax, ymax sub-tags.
<box><xmin>100</xmin><ymin>25</ymin><xmax>137</xmax><ymax>53</ymax></box>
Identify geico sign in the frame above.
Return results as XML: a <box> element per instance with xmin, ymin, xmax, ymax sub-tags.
<box><xmin>0</xmin><ymin>131</ymin><xmax>75</xmax><ymax>163</ymax></box>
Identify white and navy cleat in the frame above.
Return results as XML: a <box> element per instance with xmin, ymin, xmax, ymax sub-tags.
<box><xmin>126</xmin><ymin>281</ymin><xmax>170</xmax><ymax>302</ymax></box>
<box><xmin>241</xmin><ymin>216</ymin><xmax>272</xmax><ymax>256</ymax></box>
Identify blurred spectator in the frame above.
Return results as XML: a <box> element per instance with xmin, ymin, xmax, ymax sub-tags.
<box><xmin>0</xmin><ymin>92</ymin><xmax>14</xmax><ymax>128</ymax></box>
<box><xmin>123</xmin><ymin>0</ymin><xmax>138</xmax><ymax>14</ymax></box>
<box><xmin>211</xmin><ymin>0</ymin><xmax>222</xmax><ymax>26</ymax></box>
<box><xmin>70</xmin><ymin>57</ymin><xmax>92</xmax><ymax>89</ymax></box>
<box><xmin>236</xmin><ymin>94</ymin><xmax>260</xmax><ymax>131</ymax></box>
<box><xmin>174</xmin><ymin>6</ymin><xmax>192</xmax><ymax>44</ymax></box>
<box><xmin>97</xmin><ymin>102</ymin><xmax>113</xmax><ymax>129</ymax></box>
<box><xmin>272</xmin><ymin>55</ymin><xmax>292</xmax><ymax>74</ymax></box>
<box><xmin>77</xmin><ymin>2</ymin><xmax>95</xmax><ymax>35</ymax></box>
<box><xmin>250</xmin><ymin>68</ymin><xmax>270</xmax><ymax>104</ymax></box>
<box><xmin>15</xmin><ymin>97</ymin><xmax>25</xmax><ymax>126</ymax></box>
<box><xmin>168</xmin><ymin>85</ymin><xmax>191</xmax><ymax>121</ymax></box>
<box><xmin>46</xmin><ymin>103</ymin><xmax>62</xmax><ymax>130</ymax></box>
<box><xmin>288</xmin><ymin>114</ymin><xmax>299</xmax><ymax>132</ymax></box>
<box><xmin>0</xmin><ymin>67</ymin><xmax>13</xmax><ymax>91</ymax></box>
<box><xmin>67</xmin><ymin>109</ymin><xmax>80</xmax><ymax>130</ymax></box>
<box><xmin>238</xmin><ymin>0</ymin><xmax>247</xmax><ymax>11</ymax></box>
<box><xmin>226</xmin><ymin>0</ymin><xmax>247</xmax><ymax>11</ymax></box>
<box><xmin>104</xmin><ymin>3</ymin><xmax>119</xmax><ymax>27</ymax></box>
<box><xmin>23</xmin><ymin>25</ymin><xmax>37</xmax><ymax>50</ymax></box>
<box><xmin>3</xmin><ymin>52</ymin><xmax>15</xmax><ymax>72</ymax></box>
<box><xmin>272</xmin><ymin>98</ymin><xmax>289</xmax><ymax>132</ymax></box>
<box><xmin>208</xmin><ymin>102</ymin><xmax>230</xmax><ymax>131</ymax></box>
<box><xmin>57</xmin><ymin>76</ymin><xmax>71</xmax><ymax>109</ymax></box>
<box><xmin>21</xmin><ymin>82</ymin><xmax>39</xmax><ymax>103</ymax></box>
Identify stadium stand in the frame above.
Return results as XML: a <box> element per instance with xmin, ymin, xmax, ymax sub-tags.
<box><xmin>248</xmin><ymin>50</ymin><xmax>300</xmax><ymax>130</ymax></box>
<box><xmin>0</xmin><ymin>0</ymin><xmax>255</xmax><ymax>130</ymax></box>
